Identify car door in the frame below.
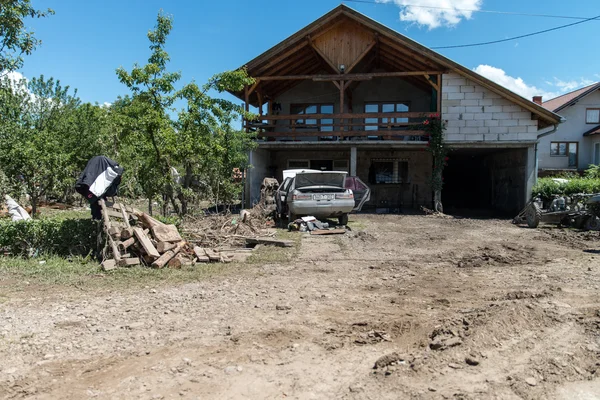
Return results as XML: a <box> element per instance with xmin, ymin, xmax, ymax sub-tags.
<box><xmin>345</xmin><ymin>177</ymin><xmax>371</xmax><ymax>212</ymax></box>
<box><xmin>276</xmin><ymin>178</ymin><xmax>291</xmax><ymax>214</ymax></box>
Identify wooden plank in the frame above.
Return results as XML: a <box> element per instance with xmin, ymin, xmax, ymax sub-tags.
<box><xmin>196</xmin><ymin>255</ymin><xmax>210</xmax><ymax>263</ymax></box>
<box><xmin>133</xmin><ymin>227</ymin><xmax>160</xmax><ymax>259</ymax></box>
<box><xmin>119</xmin><ymin>203</ymin><xmax>131</xmax><ymax>228</ymax></box>
<box><xmin>104</xmin><ymin>209</ymin><xmax>125</xmax><ymax>219</ymax></box>
<box><xmin>254</xmin><ymin>111</ymin><xmax>425</xmax><ymax>121</ymax></box>
<box><xmin>345</xmin><ymin>39</ymin><xmax>376</xmax><ymax>74</ymax></box>
<box><xmin>99</xmin><ymin>199</ymin><xmax>121</xmax><ymax>262</ymax></box>
<box><xmin>151</xmin><ymin>224</ymin><xmax>182</xmax><ymax>243</ymax></box>
<box><xmin>118</xmin><ymin>257</ymin><xmax>141</xmax><ymax>267</ymax></box>
<box><xmin>257</xmin><ymin>130</ymin><xmax>426</xmax><ymax>138</ymax></box>
<box><xmin>308</xmin><ymin>35</ymin><xmax>339</xmax><ymax>73</ymax></box>
<box><xmin>245</xmin><ymin>237</ymin><xmax>294</xmax><ymax>248</ymax></box>
<box><xmin>310</xmin><ymin>229</ymin><xmax>346</xmax><ymax>235</ymax></box>
<box><xmin>204</xmin><ymin>248</ymin><xmax>221</xmax><ymax>262</ymax></box>
<box><xmin>152</xmin><ymin>241</ymin><xmax>187</xmax><ymax>269</ymax></box>
<box><xmin>101</xmin><ymin>259</ymin><xmax>117</xmax><ymax>271</ymax></box>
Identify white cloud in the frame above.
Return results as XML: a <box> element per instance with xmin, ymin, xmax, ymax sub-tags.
<box><xmin>473</xmin><ymin>65</ymin><xmax>560</xmax><ymax>100</ymax></box>
<box><xmin>377</xmin><ymin>0</ymin><xmax>483</xmax><ymax>29</ymax></box>
<box><xmin>101</xmin><ymin>102</ymin><xmax>112</xmax><ymax>108</ymax></box>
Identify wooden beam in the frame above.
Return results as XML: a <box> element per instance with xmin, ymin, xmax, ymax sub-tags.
<box><xmin>247</xmin><ymin>80</ymin><xmax>260</xmax><ymax>96</ymax></box>
<box><xmin>255</xmin><ymin>111</ymin><xmax>426</xmax><ymax>120</ymax></box>
<box><xmin>251</xmin><ymin>41</ymin><xmax>309</xmax><ymax>76</ymax></box>
<box><xmin>257</xmin><ymin>130</ymin><xmax>427</xmax><ymax>138</ymax></box>
<box><xmin>437</xmin><ymin>74</ymin><xmax>442</xmax><ymax>115</ymax></box>
<box><xmin>253</xmin><ymin>71</ymin><xmax>445</xmax><ymax>81</ymax></box>
<box><xmin>340</xmin><ymin>80</ymin><xmax>345</xmax><ymax>133</ymax></box>
<box><xmin>345</xmin><ymin>39</ymin><xmax>377</xmax><ymax>74</ymax></box>
<box><xmin>423</xmin><ymin>74</ymin><xmax>439</xmax><ymax>92</ymax></box>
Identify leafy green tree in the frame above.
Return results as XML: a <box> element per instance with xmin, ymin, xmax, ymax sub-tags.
<box><xmin>0</xmin><ymin>75</ymin><xmax>80</xmax><ymax>215</ymax></box>
<box><xmin>0</xmin><ymin>0</ymin><xmax>54</xmax><ymax>73</ymax></box>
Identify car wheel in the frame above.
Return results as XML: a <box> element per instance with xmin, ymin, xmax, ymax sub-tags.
<box><xmin>338</xmin><ymin>213</ymin><xmax>348</xmax><ymax>226</ymax></box>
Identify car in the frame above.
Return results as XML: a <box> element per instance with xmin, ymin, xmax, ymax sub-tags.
<box><xmin>277</xmin><ymin>170</ymin><xmax>355</xmax><ymax>225</ymax></box>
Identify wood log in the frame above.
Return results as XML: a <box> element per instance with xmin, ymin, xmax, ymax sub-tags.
<box><xmin>118</xmin><ymin>257</ymin><xmax>141</xmax><ymax>267</ymax></box>
<box><xmin>119</xmin><ymin>203</ymin><xmax>131</xmax><ymax>228</ymax></box>
<box><xmin>245</xmin><ymin>237</ymin><xmax>294</xmax><ymax>248</ymax></box>
<box><xmin>168</xmin><ymin>254</ymin><xmax>193</xmax><ymax>269</ymax></box>
<box><xmin>151</xmin><ymin>224</ymin><xmax>182</xmax><ymax>243</ymax></box>
<box><xmin>151</xmin><ymin>241</ymin><xmax>187</xmax><ymax>268</ymax></box>
<box><xmin>121</xmin><ymin>228</ymin><xmax>133</xmax><ymax>240</ymax></box>
<box><xmin>158</xmin><ymin>241</ymin><xmax>177</xmax><ymax>253</ymax></box>
<box><xmin>134</xmin><ymin>211</ymin><xmax>165</xmax><ymax>229</ymax></box>
<box><xmin>133</xmin><ymin>227</ymin><xmax>160</xmax><ymax>259</ymax></box>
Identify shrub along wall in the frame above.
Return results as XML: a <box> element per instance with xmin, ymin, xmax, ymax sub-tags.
<box><xmin>532</xmin><ymin>177</ymin><xmax>600</xmax><ymax>203</ymax></box>
<box><xmin>0</xmin><ymin>218</ymin><xmax>101</xmax><ymax>257</ymax></box>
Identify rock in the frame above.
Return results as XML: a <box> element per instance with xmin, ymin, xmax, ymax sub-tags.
<box><xmin>465</xmin><ymin>356</ymin><xmax>480</xmax><ymax>366</ymax></box>
<box><xmin>445</xmin><ymin>337</ymin><xmax>463</xmax><ymax>348</ymax></box>
<box><xmin>374</xmin><ymin>352</ymin><xmax>405</xmax><ymax>369</ymax></box>
<box><xmin>224</xmin><ymin>366</ymin><xmax>241</xmax><ymax>374</ymax></box>
<box><xmin>525</xmin><ymin>377</ymin><xmax>537</xmax><ymax>386</ymax></box>
<box><xmin>428</xmin><ymin>387</ymin><xmax>437</xmax><ymax>392</ymax></box>
<box><xmin>276</xmin><ymin>304</ymin><xmax>292</xmax><ymax>311</ymax></box>
<box><xmin>448</xmin><ymin>363</ymin><xmax>463</xmax><ymax>369</ymax></box>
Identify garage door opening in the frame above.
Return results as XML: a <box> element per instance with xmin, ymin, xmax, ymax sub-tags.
<box><xmin>442</xmin><ymin>148</ymin><xmax>528</xmax><ymax>216</ymax></box>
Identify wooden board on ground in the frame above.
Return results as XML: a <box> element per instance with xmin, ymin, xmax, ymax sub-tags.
<box><xmin>204</xmin><ymin>248</ymin><xmax>221</xmax><ymax>262</ymax></box>
<box><xmin>151</xmin><ymin>224</ymin><xmax>182</xmax><ymax>243</ymax></box>
<box><xmin>133</xmin><ymin>227</ymin><xmax>160</xmax><ymax>258</ymax></box>
<box><xmin>310</xmin><ymin>229</ymin><xmax>346</xmax><ymax>235</ymax></box>
<box><xmin>118</xmin><ymin>258</ymin><xmax>141</xmax><ymax>267</ymax></box>
<box><xmin>157</xmin><ymin>241</ymin><xmax>177</xmax><ymax>253</ymax></box>
<box><xmin>101</xmin><ymin>259</ymin><xmax>117</xmax><ymax>271</ymax></box>
<box><xmin>245</xmin><ymin>237</ymin><xmax>294</xmax><ymax>247</ymax></box>
<box><xmin>152</xmin><ymin>241</ymin><xmax>186</xmax><ymax>268</ymax></box>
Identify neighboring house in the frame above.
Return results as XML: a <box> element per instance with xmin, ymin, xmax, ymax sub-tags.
<box><xmin>229</xmin><ymin>5</ymin><xmax>561</xmax><ymax>214</ymax></box>
<box><xmin>539</xmin><ymin>82</ymin><xmax>600</xmax><ymax>174</ymax></box>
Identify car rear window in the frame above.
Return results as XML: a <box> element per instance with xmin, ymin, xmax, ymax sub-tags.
<box><xmin>296</xmin><ymin>173</ymin><xmax>346</xmax><ymax>189</ymax></box>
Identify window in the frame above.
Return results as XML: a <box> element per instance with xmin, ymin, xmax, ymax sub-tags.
<box><xmin>333</xmin><ymin>160</ymin><xmax>349</xmax><ymax>172</ymax></box>
<box><xmin>368</xmin><ymin>159</ymin><xmax>409</xmax><ymax>184</ymax></box>
<box><xmin>364</xmin><ymin>102</ymin><xmax>410</xmax><ymax>131</ymax></box>
<box><xmin>291</xmin><ymin>103</ymin><xmax>334</xmax><ymax>132</ymax></box>
<box><xmin>550</xmin><ymin>142</ymin><xmax>578</xmax><ymax>167</ymax></box>
<box><xmin>287</xmin><ymin>159</ymin><xmax>309</xmax><ymax>169</ymax></box>
<box><xmin>586</xmin><ymin>109</ymin><xmax>600</xmax><ymax>124</ymax></box>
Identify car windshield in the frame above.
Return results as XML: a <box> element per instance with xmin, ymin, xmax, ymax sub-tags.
<box><xmin>295</xmin><ymin>172</ymin><xmax>346</xmax><ymax>189</ymax></box>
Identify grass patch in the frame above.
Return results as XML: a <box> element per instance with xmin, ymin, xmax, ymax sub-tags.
<box><xmin>246</xmin><ymin>229</ymin><xmax>302</xmax><ymax>264</ymax></box>
<box><xmin>347</xmin><ymin>216</ymin><xmax>367</xmax><ymax>230</ymax></box>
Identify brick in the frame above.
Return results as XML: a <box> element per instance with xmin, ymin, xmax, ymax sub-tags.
<box><xmin>518</xmin><ymin>119</ymin><xmax>537</xmax><ymax>126</ymax></box>
<box><xmin>448</xmin><ymin>106</ymin><xmax>465</xmax><ymax>114</ymax></box>
<box><xmin>492</xmin><ymin>112</ymin><xmax>512</xmax><ymax>120</ymax></box>
<box><xmin>500</xmin><ymin>119</ymin><xmax>518</xmax><ymax>127</ymax></box>
<box><xmin>444</xmin><ymin>126</ymin><xmax>460</xmax><ymax>134</ymax></box>
<box><xmin>465</xmin><ymin>92</ymin><xmax>484</xmax><ymax>100</ymax></box>
<box><xmin>461</xmin><ymin>113</ymin><xmax>474</xmax><ymax>120</ymax></box>
<box><xmin>460</xmin><ymin>85</ymin><xmax>475</xmax><ymax>93</ymax></box>
<box><xmin>446</xmin><ymin>78</ymin><xmax>467</xmax><ymax>86</ymax></box>
<box><xmin>527</xmin><ymin>125</ymin><xmax>538</xmax><ymax>133</ymax></box>
<box><xmin>460</xmin><ymin>99</ymin><xmax>479</xmax><ymax>106</ymax></box>
<box><xmin>512</xmin><ymin>112</ymin><xmax>531</xmax><ymax>119</ymax></box>
<box><xmin>477</xmin><ymin>127</ymin><xmax>489</xmax><ymax>134</ymax></box>
<box><xmin>441</xmin><ymin>93</ymin><xmax>448</xmax><ymax>100</ymax></box>
<box><xmin>483</xmin><ymin>92</ymin><xmax>502</xmax><ymax>99</ymax></box>
<box><xmin>489</xmin><ymin>126</ymin><xmax>509</xmax><ymax>134</ymax></box>
<box><xmin>484</xmin><ymin>133</ymin><xmax>499</xmax><ymax>141</ymax></box>
<box><xmin>498</xmin><ymin>133</ymin><xmax>519</xmax><ymax>141</ymax></box>
<box><xmin>444</xmin><ymin>113</ymin><xmax>461</xmax><ymax>120</ymax></box>
<box><xmin>465</xmin><ymin>106</ymin><xmax>484</xmax><ymax>113</ymax></box>
<box><xmin>443</xmin><ymin>85</ymin><xmax>460</xmax><ymax>93</ymax></box>
<box><xmin>461</xmin><ymin>127</ymin><xmax>479</xmax><ymax>134</ymax></box>
<box><xmin>492</xmin><ymin>98</ymin><xmax>513</xmax><ymax>106</ymax></box>
<box><xmin>447</xmin><ymin>120</ymin><xmax>465</xmax><ymax>128</ymax></box>
<box><xmin>467</xmin><ymin>134</ymin><xmax>484</xmax><ymax>141</ymax></box>
<box><xmin>444</xmin><ymin>99</ymin><xmax>462</xmax><ymax>106</ymax></box>
<box><xmin>447</xmin><ymin>92</ymin><xmax>465</xmax><ymax>100</ymax></box>
<box><xmin>478</xmin><ymin>99</ymin><xmax>493</xmax><ymax>106</ymax></box>
<box><xmin>484</xmin><ymin>119</ymin><xmax>499</xmax><ymax>127</ymax></box>
<box><xmin>502</xmin><ymin>105</ymin><xmax>522</xmax><ymax>113</ymax></box>
<box><xmin>466</xmin><ymin>120</ymin><xmax>483</xmax><ymax>127</ymax></box>
<box><xmin>474</xmin><ymin>113</ymin><xmax>493</xmax><ymax>120</ymax></box>
<box><xmin>446</xmin><ymin>133</ymin><xmax>466</xmax><ymax>141</ymax></box>
<box><xmin>484</xmin><ymin>106</ymin><xmax>503</xmax><ymax>113</ymax></box>
<box><xmin>508</xmin><ymin>126</ymin><xmax>527</xmax><ymax>133</ymax></box>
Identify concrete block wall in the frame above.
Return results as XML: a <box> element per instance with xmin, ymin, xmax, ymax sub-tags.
<box><xmin>442</xmin><ymin>73</ymin><xmax>539</xmax><ymax>142</ymax></box>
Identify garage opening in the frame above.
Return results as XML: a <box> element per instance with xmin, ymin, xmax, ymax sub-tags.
<box><xmin>442</xmin><ymin>148</ymin><xmax>528</xmax><ymax>216</ymax></box>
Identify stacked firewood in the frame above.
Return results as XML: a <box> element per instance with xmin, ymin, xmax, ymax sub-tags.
<box><xmin>98</xmin><ymin>200</ymin><xmax>233</xmax><ymax>271</ymax></box>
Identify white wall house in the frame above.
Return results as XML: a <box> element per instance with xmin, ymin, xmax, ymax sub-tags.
<box><xmin>539</xmin><ymin>83</ymin><xmax>600</xmax><ymax>173</ymax></box>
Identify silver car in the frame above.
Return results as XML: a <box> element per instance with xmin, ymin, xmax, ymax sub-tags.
<box><xmin>283</xmin><ymin>170</ymin><xmax>355</xmax><ymax>225</ymax></box>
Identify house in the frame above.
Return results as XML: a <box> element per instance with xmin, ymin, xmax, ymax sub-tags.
<box><xmin>538</xmin><ymin>82</ymin><xmax>600</xmax><ymax>174</ymax></box>
<box><xmin>229</xmin><ymin>5</ymin><xmax>562</xmax><ymax>214</ymax></box>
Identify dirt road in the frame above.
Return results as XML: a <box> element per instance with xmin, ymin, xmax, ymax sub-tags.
<box><xmin>1</xmin><ymin>215</ymin><xmax>600</xmax><ymax>399</ymax></box>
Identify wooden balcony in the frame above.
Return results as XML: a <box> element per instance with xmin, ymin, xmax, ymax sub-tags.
<box><xmin>244</xmin><ymin>111</ymin><xmax>429</xmax><ymax>141</ymax></box>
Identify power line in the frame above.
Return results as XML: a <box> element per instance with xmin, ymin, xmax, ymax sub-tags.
<box><xmin>343</xmin><ymin>0</ymin><xmax>600</xmax><ymax>22</ymax></box>
<box><xmin>431</xmin><ymin>13</ymin><xmax>600</xmax><ymax>49</ymax></box>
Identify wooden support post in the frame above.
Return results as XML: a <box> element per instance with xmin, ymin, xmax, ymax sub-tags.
<box><xmin>437</xmin><ymin>74</ymin><xmax>442</xmax><ymax>116</ymax></box>
<box><xmin>257</xmin><ymin>91</ymin><xmax>263</xmax><ymax>117</ymax></box>
<box><xmin>339</xmin><ymin>80</ymin><xmax>345</xmax><ymax>134</ymax></box>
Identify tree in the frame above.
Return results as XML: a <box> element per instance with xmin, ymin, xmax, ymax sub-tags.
<box><xmin>115</xmin><ymin>11</ymin><xmax>255</xmax><ymax>215</ymax></box>
<box><xmin>0</xmin><ymin>0</ymin><xmax>54</xmax><ymax>73</ymax></box>
<box><xmin>0</xmin><ymin>74</ymin><xmax>80</xmax><ymax>215</ymax></box>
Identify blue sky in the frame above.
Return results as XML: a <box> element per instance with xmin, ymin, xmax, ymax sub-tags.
<box><xmin>15</xmin><ymin>0</ymin><xmax>600</xmax><ymax>105</ymax></box>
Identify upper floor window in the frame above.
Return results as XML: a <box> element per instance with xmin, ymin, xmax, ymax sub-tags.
<box><xmin>291</xmin><ymin>103</ymin><xmax>334</xmax><ymax>132</ymax></box>
<box><xmin>364</xmin><ymin>102</ymin><xmax>410</xmax><ymax>131</ymax></box>
<box><xmin>586</xmin><ymin>108</ymin><xmax>600</xmax><ymax>124</ymax></box>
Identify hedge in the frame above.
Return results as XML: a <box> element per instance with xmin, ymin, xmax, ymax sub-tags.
<box><xmin>532</xmin><ymin>177</ymin><xmax>600</xmax><ymax>202</ymax></box>
<box><xmin>0</xmin><ymin>217</ymin><xmax>102</xmax><ymax>257</ymax></box>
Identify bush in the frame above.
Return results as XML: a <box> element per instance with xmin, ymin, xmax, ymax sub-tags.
<box><xmin>533</xmin><ymin>177</ymin><xmax>600</xmax><ymax>203</ymax></box>
<box><xmin>0</xmin><ymin>217</ymin><xmax>101</xmax><ymax>257</ymax></box>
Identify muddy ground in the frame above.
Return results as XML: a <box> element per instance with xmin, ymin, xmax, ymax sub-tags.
<box><xmin>1</xmin><ymin>215</ymin><xmax>600</xmax><ymax>399</ymax></box>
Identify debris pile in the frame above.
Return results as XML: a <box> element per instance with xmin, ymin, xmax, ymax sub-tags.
<box><xmin>288</xmin><ymin>216</ymin><xmax>347</xmax><ymax>235</ymax></box>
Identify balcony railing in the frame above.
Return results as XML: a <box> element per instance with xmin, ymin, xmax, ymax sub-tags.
<box><xmin>244</xmin><ymin>112</ymin><xmax>428</xmax><ymax>140</ymax></box>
